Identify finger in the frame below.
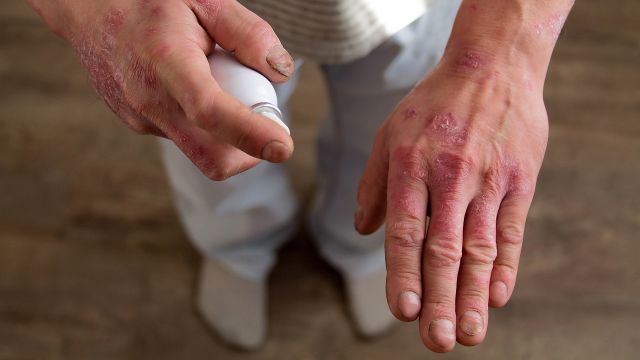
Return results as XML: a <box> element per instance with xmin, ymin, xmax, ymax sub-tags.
<box><xmin>189</xmin><ymin>0</ymin><xmax>294</xmax><ymax>81</ymax></box>
<box><xmin>456</xmin><ymin>193</ymin><xmax>500</xmax><ymax>346</ymax></box>
<box><xmin>355</xmin><ymin>123</ymin><xmax>389</xmax><ymax>235</ymax></box>
<box><xmin>205</xmin><ymin>92</ymin><xmax>294</xmax><ymax>162</ymax></box>
<box><xmin>420</xmin><ymin>153</ymin><xmax>474</xmax><ymax>353</ymax></box>
<box><xmin>490</xmin><ymin>189</ymin><xmax>534</xmax><ymax>307</ymax></box>
<box><xmin>153</xmin><ymin>37</ymin><xmax>294</xmax><ymax>163</ymax></box>
<box><xmin>383</xmin><ymin>146</ymin><xmax>428</xmax><ymax>322</ymax></box>
<box><xmin>153</xmin><ymin>104</ymin><xmax>261</xmax><ymax>180</ymax></box>
<box><xmin>169</xmin><ymin>123</ymin><xmax>260</xmax><ymax>181</ymax></box>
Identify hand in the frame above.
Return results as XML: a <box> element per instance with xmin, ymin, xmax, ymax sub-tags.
<box><xmin>355</xmin><ymin>51</ymin><xmax>548</xmax><ymax>351</ymax></box>
<box><xmin>27</xmin><ymin>0</ymin><xmax>295</xmax><ymax>180</ymax></box>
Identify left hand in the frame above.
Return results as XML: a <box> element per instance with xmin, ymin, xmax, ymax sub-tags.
<box><xmin>354</xmin><ymin>52</ymin><xmax>548</xmax><ymax>352</ymax></box>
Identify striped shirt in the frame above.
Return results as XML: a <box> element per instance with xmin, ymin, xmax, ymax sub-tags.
<box><xmin>240</xmin><ymin>0</ymin><xmax>429</xmax><ymax>64</ymax></box>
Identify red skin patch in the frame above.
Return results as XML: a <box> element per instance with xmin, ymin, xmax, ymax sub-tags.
<box><xmin>404</xmin><ymin>106</ymin><xmax>418</xmax><ymax>120</ymax></box>
<box><xmin>138</xmin><ymin>0</ymin><xmax>166</xmax><ymax>17</ymax></box>
<box><xmin>427</xmin><ymin>152</ymin><xmax>473</xmax><ymax>212</ymax></box>
<box><xmin>150</xmin><ymin>5</ymin><xmax>165</xmax><ymax>17</ymax></box>
<box><xmin>535</xmin><ymin>13</ymin><xmax>566</xmax><ymax>40</ymax></box>
<box><xmin>389</xmin><ymin>187</ymin><xmax>427</xmax><ymax>219</ymax></box>
<box><xmin>391</xmin><ymin>147</ymin><xmax>429</xmax><ymax>183</ymax></box>
<box><xmin>174</xmin><ymin>132</ymin><xmax>217</xmax><ymax>176</ymax></box>
<box><xmin>469</xmin><ymin>193</ymin><xmax>498</xmax><ymax>223</ymax></box>
<box><xmin>103</xmin><ymin>7</ymin><xmax>127</xmax><ymax>39</ymax></box>
<box><xmin>83</xmin><ymin>7</ymin><xmax>131</xmax><ymax>115</ymax></box>
<box><xmin>457</xmin><ymin>51</ymin><xmax>484</xmax><ymax>71</ymax></box>
<box><xmin>389</xmin><ymin>146</ymin><xmax>429</xmax><ymax>217</ymax></box>
<box><xmin>75</xmin><ymin>38</ymin><xmax>129</xmax><ymax>120</ymax></box>
<box><xmin>427</xmin><ymin>112</ymin><xmax>469</xmax><ymax>146</ymax></box>
<box><xmin>505</xmin><ymin>162</ymin><xmax>533</xmax><ymax>196</ymax></box>
<box><xmin>74</xmin><ymin>6</ymin><xmax>158</xmax><ymax>132</ymax></box>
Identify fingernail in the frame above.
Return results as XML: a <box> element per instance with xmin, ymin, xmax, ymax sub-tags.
<box><xmin>491</xmin><ymin>281</ymin><xmax>508</xmax><ymax>302</ymax></box>
<box><xmin>460</xmin><ymin>311</ymin><xmax>484</xmax><ymax>336</ymax></box>
<box><xmin>267</xmin><ymin>45</ymin><xmax>294</xmax><ymax>77</ymax></box>
<box><xmin>428</xmin><ymin>319</ymin><xmax>455</xmax><ymax>347</ymax></box>
<box><xmin>354</xmin><ymin>206</ymin><xmax>364</xmax><ymax>230</ymax></box>
<box><xmin>262</xmin><ymin>140</ymin><xmax>290</xmax><ymax>162</ymax></box>
<box><xmin>398</xmin><ymin>291</ymin><xmax>421</xmax><ymax>319</ymax></box>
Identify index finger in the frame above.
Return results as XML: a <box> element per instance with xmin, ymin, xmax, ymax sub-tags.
<box><xmin>384</xmin><ymin>146</ymin><xmax>429</xmax><ymax>322</ymax></box>
<box><xmin>189</xmin><ymin>0</ymin><xmax>294</xmax><ymax>81</ymax></box>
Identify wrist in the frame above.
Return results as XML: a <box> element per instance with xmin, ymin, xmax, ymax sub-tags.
<box><xmin>440</xmin><ymin>0</ymin><xmax>573</xmax><ymax>88</ymax></box>
<box><xmin>439</xmin><ymin>43</ymin><xmax>545</xmax><ymax>93</ymax></box>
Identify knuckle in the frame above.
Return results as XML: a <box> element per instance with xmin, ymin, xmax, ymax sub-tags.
<box><xmin>391</xmin><ymin>146</ymin><xmax>428</xmax><ymax>182</ymax></box>
<box><xmin>508</xmin><ymin>177</ymin><xmax>535</xmax><ymax>198</ymax></box>
<box><xmin>506</xmin><ymin>165</ymin><xmax>536</xmax><ymax>197</ymax></box>
<box><xmin>463</xmin><ymin>236</ymin><xmax>497</xmax><ymax>265</ymax></box>
<box><xmin>432</xmin><ymin>152</ymin><xmax>474</xmax><ymax>179</ymax></box>
<box><xmin>425</xmin><ymin>236</ymin><xmax>462</xmax><ymax>266</ymax></box>
<box><xmin>246</xmin><ymin>18</ymin><xmax>275</xmax><ymax>42</ymax></box>
<box><xmin>430</xmin><ymin>152</ymin><xmax>473</xmax><ymax>195</ymax></box>
<box><xmin>482</xmin><ymin>167</ymin><xmax>504</xmax><ymax>198</ymax></box>
<box><xmin>387</xmin><ymin>220</ymin><xmax>425</xmax><ymax>250</ymax></box>
<box><xmin>498</xmin><ymin>224</ymin><xmax>524</xmax><ymax>245</ymax></box>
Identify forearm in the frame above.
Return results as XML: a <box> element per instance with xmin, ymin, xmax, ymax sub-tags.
<box><xmin>26</xmin><ymin>0</ymin><xmax>102</xmax><ymax>39</ymax></box>
<box><xmin>442</xmin><ymin>0</ymin><xmax>575</xmax><ymax>86</ymax></box>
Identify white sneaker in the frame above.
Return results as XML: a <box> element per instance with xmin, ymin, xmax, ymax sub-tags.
<box><xmin>196</xmin><ymin>259</ymin><xmax>267</xmax><ymax>350</ymax></box>
<box><xmin>344</xmin><ymin>268</ymin><xmax>397</xmax><ymax>338</ymax></box>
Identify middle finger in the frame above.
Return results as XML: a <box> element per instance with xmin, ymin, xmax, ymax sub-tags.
<box><xmin>419</xmin><ymin>154</ymin><xmax>475</xmax><ymax>352</ymax></box>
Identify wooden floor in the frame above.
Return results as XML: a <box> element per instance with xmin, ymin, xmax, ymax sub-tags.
<box><xmin>1</xmin><ymin>0</ymin><xmax>639</xmax><ymax>359</ymax></box>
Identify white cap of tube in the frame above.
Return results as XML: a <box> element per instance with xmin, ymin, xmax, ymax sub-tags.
<box><xmin>208</xmin><ymin>46</ymin><xmax>290</xmax><ymax>134</ymax></box>
<box><xmin>251</xmin><ymin>103</ymin><xmax>290</xmax><ymax>135</ymax></box>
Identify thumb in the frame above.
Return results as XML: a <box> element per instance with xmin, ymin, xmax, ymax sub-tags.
<box><xmin>188</xmin><ymin>0</ymin><xmax>294</xmax><ymax>82</ymax></box>
<box><xmin>356</xmin><ymin>127</ymin><xmax>390</xmax><ymax>235</ymax></box>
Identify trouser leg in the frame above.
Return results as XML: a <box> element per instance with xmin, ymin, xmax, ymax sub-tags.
<box><xmin>159</xmin><ymin>62</ymin><xmax>302</xmax><ymax>281</ymax></box>
<box><xmin>310</xmin><ymin>0</ymin><xmax>462</xmax><ymax>277</ymax></box>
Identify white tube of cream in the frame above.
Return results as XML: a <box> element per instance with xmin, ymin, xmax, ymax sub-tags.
<box><xmin>208</xmin><ymin>46</ymin><xmax>290</xmax><ymax>134</ymax></box>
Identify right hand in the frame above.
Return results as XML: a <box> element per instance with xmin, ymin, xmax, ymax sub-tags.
<box><xmin>27</xmin><ymin>0</ymin><xmax>295</xmax><ymax>180</ymax></box>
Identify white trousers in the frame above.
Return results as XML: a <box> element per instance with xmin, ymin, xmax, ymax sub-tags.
<box><xmin>159</xmin><ymin>1</ymin><xmax>461</xmax><ymax>281</ymax></box>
